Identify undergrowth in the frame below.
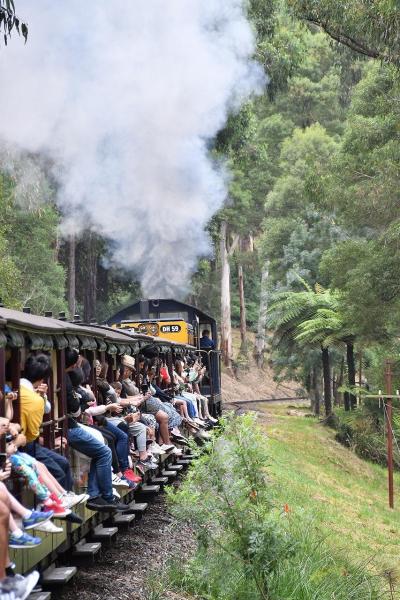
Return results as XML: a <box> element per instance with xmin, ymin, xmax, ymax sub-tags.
<box><xmin>333</xmin><ymin>400</ymin><xmax>400</xmax><ymax>469</ymax></box>
<box><xmin>158</xmin><ymin>414</ymin><xmax>387</xmax><ymax>600</ymax></box>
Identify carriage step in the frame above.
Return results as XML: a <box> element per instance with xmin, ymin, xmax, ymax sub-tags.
<box><xmin>139</xmin><ymin>484</ymin><xmax>160</xmax><ymax>494</ymax></box>
<box><xmin>28</xmin><ymin>592</ymin><xmax>52</xmax><ymax>600</ymax></box>
<box><xmin>113</xmin><ymin>512</ymin><xmax>136</xmax><ymax>527</ymax></box>
<box><xmin>183</xmin><ymin>454</ymin><xmax>196</xmax><ymax>459</ymax></box>
<box><xmin>175</xmin><ymin>459</ymin><xmax>192</xmax><ymax>466</ymax></box>
<box><xmin>72</xmin><ymin>540</ymin><xmax>102</xmax><ymax>561</ymax></box>
<box><xmin>161</xmin><ymin>470</ymin><xmax>178</xmax><ymax>479</ymax></box>
<box><xmin>41</xmin><ymin>566</ymin><xmax>77</xmax><ymax>587</ymax></box>
<box><xmin>91</xmin><ymin>525</ymin><xmax>118</xmax><ymax>546</ymax></box>
<box><xmin>169</xmin><ymin>464</ymin><xmax>184</xmax><ymax>471</ymax></box>
<box><xmin>150</xmin><ymin>476</ymin><xmax>168</xmax><ymax>486</ymax></box>
<box><xmin>124</xmin><ymin>501</ymin><xmax>148</xmax><ymax>516</ymax></box>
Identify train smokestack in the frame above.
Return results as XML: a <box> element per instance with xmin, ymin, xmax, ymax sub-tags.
<box><xmin>140</xmin><ymin>299</ymin><xmax>149</xmax><ymax>320</ymax></box>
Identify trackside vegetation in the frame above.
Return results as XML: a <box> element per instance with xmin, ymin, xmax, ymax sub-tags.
<box><xmin>161</xmin><ymin>414</ymin><xmax>387</xmax><ymax>600</ymax></box>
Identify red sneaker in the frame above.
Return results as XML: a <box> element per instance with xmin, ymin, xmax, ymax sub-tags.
<box><xmin>43</xmin><ymin>498</ymin><xmax>70</xmax><ymax>518</ymax></box>
<box><xmin>50</xmin><ymin>492</ymin><xmax>67</xmax><ymax>506</ymax></box>
<box><xmin>123</xmin><ymin>468</ymin><xmax>142</xmax><ymax>483</ymax></box>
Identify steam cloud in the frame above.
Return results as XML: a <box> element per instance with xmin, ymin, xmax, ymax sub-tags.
<box><xmin>0</xmin><ymin>1</ymin><xmax>264</xmax><ymax>298</ymax></box>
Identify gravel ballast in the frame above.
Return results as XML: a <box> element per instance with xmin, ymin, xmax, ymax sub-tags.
<box><xmin>58</xmin><ymin>492</ymin><xmax>196</xmax><ymax>600</ymax></box>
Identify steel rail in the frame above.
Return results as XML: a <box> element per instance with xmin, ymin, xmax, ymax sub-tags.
<box><xmin>227</xmin><ymin>396</ymin><xmax>307</xmax><ymax>405</ymax></box>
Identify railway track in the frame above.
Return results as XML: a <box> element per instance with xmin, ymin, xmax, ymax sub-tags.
<box><xmin>228</xmin><ymin>396</ymin><xmax>307</xmax><ymax>405</ymax></box>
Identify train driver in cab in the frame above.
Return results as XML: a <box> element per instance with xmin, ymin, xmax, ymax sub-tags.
<box><xmin>200</xmin><ymin>329</ymin><xmax>215</xmax><ymax>351</ymax></box>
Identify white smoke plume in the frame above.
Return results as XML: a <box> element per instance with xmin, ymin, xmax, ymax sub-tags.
<box><xmin>0</xmin><ymin>1</ymin><xmax>264</xmax><ymax>298</ymax></box>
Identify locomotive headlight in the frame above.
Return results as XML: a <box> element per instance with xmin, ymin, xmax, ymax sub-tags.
<box><xmin>148</xmin><ymin>323</ymin><xmax>159</xmax><ymax>335</ymax></box>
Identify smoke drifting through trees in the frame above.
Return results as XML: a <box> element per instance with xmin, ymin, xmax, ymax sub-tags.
<box><xmin>0</xmin><ymin>1</ymin><xmax>264</xmax><ymax>298</ymax></box>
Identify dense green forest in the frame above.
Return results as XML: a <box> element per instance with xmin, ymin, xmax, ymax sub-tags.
<box><xmin>1</xmin><ymin>0</ymin><xmax>400</xmax><ymax>414</ymax></box>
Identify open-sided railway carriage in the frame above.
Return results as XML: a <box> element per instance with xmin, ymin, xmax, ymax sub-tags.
<box><xmin>0</xmin><ymin>305</ymin><xmax>218</xmax><ymax>587</ymax></box>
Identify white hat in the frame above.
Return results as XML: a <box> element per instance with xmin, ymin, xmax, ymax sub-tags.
<box><xmin>121</xmin><ymin>355</ymin><xmax>136</xmax><ymax>370</ymax></box>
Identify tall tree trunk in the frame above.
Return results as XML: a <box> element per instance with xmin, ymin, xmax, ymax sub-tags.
<box><xmin>347</xmin><ymin>341</ymin><xmax>356</xmax><ymax>409</ymax></box>
<box><xmin>68</xmin><ymin>234</ymin><xmax>76</xmax><ymax>318</ymax></box>
<box><xmin>83</xmin><ymin>233</ymin><xmax>98</xmax><ymax>322</ymax></box>
<box><xmin>338</xmin><ymin>356</ymin><xmax>344</xmax><ymax>407</ymax></box>
<box><xmin>312</xmin><ymin>365</ymin><xmax>321</xmax><ymax>416</ymax></box>
<box><xmin>220</xmin><ymin>221</ymin><xmax>232</xmax><ymax>367</ymax></box>
<box><xmin>254</xmin><ymin>262</ymin><xmax>269</xmax><ymax>369</ymax></box>
<box><xmin>332</xmin><ymin>369</ymin><xmax>338</xmax><ymax>405</ymax></box>
<box><xmin>238</xmin><ymin>263</ymin><xmax>247</xmax><ymax>354</ymax></box>
<box><xmin>321</xmin><ymin>346</ymin><xmax>332</xmax><ymax>417</ymax></box>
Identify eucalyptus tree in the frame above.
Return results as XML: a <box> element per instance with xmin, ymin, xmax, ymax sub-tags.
<box><xmin>287</xmin><ymin>0</ymin><xmax>400</xmax><ymax>65</ymax></box>
<box><xmin>0</xmin><ymin>0</ymin><xmax>27</xmax><ymax>45</ymax></box>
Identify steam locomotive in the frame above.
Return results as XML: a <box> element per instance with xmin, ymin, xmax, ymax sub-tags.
<box><xmin>108</xmin><ymin>298</ymin><xmax>222</xmax><ymax>415</ymax></box>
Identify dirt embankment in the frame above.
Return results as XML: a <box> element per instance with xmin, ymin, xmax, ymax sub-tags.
<box><xmin>222</xmin><ymin>366</ymin><xmax>299</xmax><ymax>403</ymax></box>
<box><xmin>221</xmin><ymin>330</ymin><xmax>300</xmax><ymax>404</ymax></box>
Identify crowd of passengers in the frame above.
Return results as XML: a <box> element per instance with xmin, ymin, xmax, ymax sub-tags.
<box><xmin>0</xmin><ymin>330</ymin><xmax>217</xmax><ymax>600</ymax></box>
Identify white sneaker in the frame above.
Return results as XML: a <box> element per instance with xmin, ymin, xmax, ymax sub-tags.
<box><xmin>11</xmin><ymin>571</ymin><xmax>40</xmax><ymax>600</ymax></box>
<box><xmin>62</xmin><ymin>492</ymin><xmax>88</xmax><ymax>508</ymax></box>
<box><xmin>112</xmin><ymin>474</ymin><xmax>129</xmax><ymax>487</ymax></box>
<box><xmin>149</xmin><ymin>442</ymin><xmax>166</xmax><ymax>456</ymax></box>
<box><xmin>112</xmin><ymin>488</ymin><xmax>121</xmax><ymax>499</ymax></box>
<box><xmin>172</xmin><ymin>447</ymin><xmax>183</xmax><ymax>456</ymax></box>
<box><xmin>34</xmin><ymin>520</ymin><xmax>63</xmax><ymax>534</ymax></box>
<box><xmin>160</xmin><ymin>444</ymin><xmax>175</xmax><ymax>452</ymax></box>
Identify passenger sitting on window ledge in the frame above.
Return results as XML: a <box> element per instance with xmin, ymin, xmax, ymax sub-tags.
<box><xmin>18</xmin><ymin>354</ymin><xmax>74</xmax><ymax>492</ymax></box>
<box><xmin>0</xmin><ymin>425</ymin><xmax>40</xmax><ymax>597</ymax></box>
<box><xmin>65</xmin><ymin>349</ymin><xmax>128</xmax><ymax>513</ymax></box>
<box><xmin>6</xmin><ymin>435</ymin><xmax>70</xmax><ymax>518</ymax></box>
<box><xmin>19</xmin><ymin>354</ymin><xmax>52</xmax><ymax>443</ymax></box>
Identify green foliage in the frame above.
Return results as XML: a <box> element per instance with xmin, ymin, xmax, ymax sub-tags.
<box><xmin>287</xmin><ymin>0</ymin><xmax>400</xmax><ymax>65</ymax></box>
<box><xmin>0</xmin><ymin>228</ymin><xmax>20</xmax><ymax>307</ymax></box>
<box><xmin>261</xmin><ymin>123</ymin><xmax>341</xmax><ymax>288</ymax></box>
<box><xmin>165</xmin><ymin>414</ymin><xmax>384</xmax><ymax>599</ymax></box>
<box><xmin>0</xmin><ymin>0</ymin><xmax>28</xmax><ymax>45</ymax></box>
<box><xmin>0</xmin><ymin>172</ymin><xmax>67</xmax><ymax>314</ymax></box>
<box><xmin>334</xmin><ymin>403</ymin><xmax>400</xmax><ymax>470</ymax></box>
<box><xmin>320</xmin><ymin>63</ymin><xmax>400</xmax><ymax>342</ymax></box>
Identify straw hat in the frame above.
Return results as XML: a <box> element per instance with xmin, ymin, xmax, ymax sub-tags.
<box><xmin>121</xmin><ymin>355</ymin><xmax>136</xmax><ymax>370</ymax></box>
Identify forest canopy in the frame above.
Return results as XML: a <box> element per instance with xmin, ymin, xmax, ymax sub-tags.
<box><xmin>1</xmin><ymin>0</ymin><xmax>400</xmax><ymax>405</ymax></box>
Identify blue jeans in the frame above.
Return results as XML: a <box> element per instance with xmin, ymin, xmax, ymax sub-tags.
<box><xmin>24</xmin><ymin>442</ymin><xmax>73</xmax><ymax>491</ymax></box>
<box><xmin>103</xmin><ymin>420</ymin><xmax>129</xmax><ymax>472</ymax></box>
<box><xmin>68</xmin><ymin>426</ymin><xmax>113</xmax><ymax>501</ymax></box>
<box><xmin>175</xmin><ymin>395</ymin><xmax>196</xmax><ymax>418</ymax></box>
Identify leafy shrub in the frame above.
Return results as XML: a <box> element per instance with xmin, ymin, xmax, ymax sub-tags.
<box><xmin>165</xmin><ymin>413</ymin><xmax>385</xmax><ymax>600</ymax></box>
<box><xmin>333</xmin><ymin>405</ymin><xmax>400</xmax><ymax>469</ymax></box>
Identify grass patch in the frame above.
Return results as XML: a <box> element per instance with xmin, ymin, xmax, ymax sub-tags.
<box><xmin>163</xmin><ymin>413</ymin><xmax>388</xmax><ymax>600</ymax></box>
<box><xmin>262</xmin><ymin>403</ymin><xmax>400</xmax><ymax>586</ymax></box>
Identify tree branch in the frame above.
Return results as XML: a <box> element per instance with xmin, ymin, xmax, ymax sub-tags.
<box><xmin>228</xmin><ymin>234</ymin><xmax>240</xmax><ymax>257</ymax></box>
<box><xmin>305</xmin><ymin>17</ymin><xmax>385</xmax><ymax>61</ymax></box>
